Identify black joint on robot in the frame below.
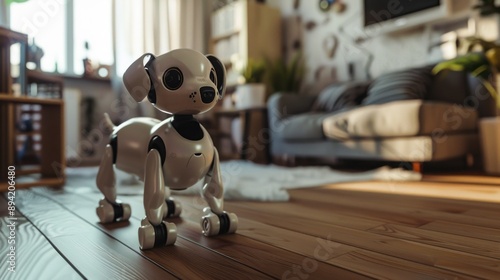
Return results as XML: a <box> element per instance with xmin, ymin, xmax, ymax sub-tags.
<box><xmin>218</xmin><ymin>212</ymin><xmax>230</xmax><ymax>235</ymax></box>
<box><xmin>110</xmin><ymin>134</ymin><xmax>118</xmax><ymax>164</ymax></box>
<box><xmin>171</xmin><ymin>114</ymin><xmax>204</xmax><ymax>141</ymax></box>
<box><xmin>165</xmin><ymin>199</ymin><xmax>175</xmax><ymax>217</ymax></box>
<box><xmin>111</xmin><ymin>202</ymin><xmax>124</xmax><ymax>222</ymax></box>
<box><xmin>153</xmin><ymin>223</ymin><xmax>168</xmax><ymax>248</ymax></box>
<box><xmin>148</xmin><ymin>136</ymin><xmax>167</xmax><ymax>166</ymax></box>
<box><xmin>145</xmin><ymin>56</ymin><xmax>157</xmax><ymax>104</ymax></box>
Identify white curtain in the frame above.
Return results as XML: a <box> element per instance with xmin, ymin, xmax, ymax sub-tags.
<box><xmin>111</xmin><ymin>0</ymin><xmax>208</xmax><ymax>119</ymax></box>
<box><xmin>112</xmin><ymin>0</ymin><xmax>207</xmax><ymax>77</ymax></box>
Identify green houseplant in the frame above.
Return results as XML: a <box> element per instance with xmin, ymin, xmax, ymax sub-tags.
<box><xmin>433</xmin><ymin>37</ymin><xmax>500</xmax><ymax>174</ymax></box>
<box><xmin>432</xmin><ymin>37</ymin><xmax>500</xmax><ymax>108</ymax></box>
<box><xmin>240</xmin><ymin>59</ymin><xmax>266</xmax><ymax>84</ymax></box>
<box><xmin>266</xmin><ymin>52</ymin><xmax>305</xmax><ymax>94</ymax></box>
<box><xmin>234</xmin><ymin>59</ymin><xmax>267</xmax><ymax>109</ymax></box>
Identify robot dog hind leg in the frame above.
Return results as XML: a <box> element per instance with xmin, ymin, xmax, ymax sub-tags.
<box><xmin>95</xmin><ymin>144</ymin><xmax>131</xmax><ymax>223</ymax></box>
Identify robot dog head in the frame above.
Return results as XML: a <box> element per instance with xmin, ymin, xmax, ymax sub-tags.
<box><xmin>123</xmin><ymin>49</ymin><xmax>226</xmax><ymax>115</ymax></box>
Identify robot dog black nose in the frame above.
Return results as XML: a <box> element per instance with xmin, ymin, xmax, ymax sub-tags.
<box><xmin>200</xmin><ymin>87</ymin><xmax>215</xmax><ymax>103</ymax></box>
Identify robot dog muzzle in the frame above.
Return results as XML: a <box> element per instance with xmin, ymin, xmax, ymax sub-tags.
<box><xmin>200</xmin><ymin>86</ymin><xmax>216</xmax><ymax>103</ymax></box>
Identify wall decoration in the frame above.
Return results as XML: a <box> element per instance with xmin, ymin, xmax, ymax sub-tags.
<box><xmin>323</xmin><ymin>34</ymin><xmax>338</xmax><ymax>59</ymax></box>
<box><xmin>294</xmin><ymin>0</ymin><xmax>300</xmax><ymax>10</ymax></box>
<box><xmin>318</xmin><ymin>0</ymin><xmax>346</xmax><ymax>14</ymax></box>
<box><xmin>305</xmin><ymin>17</ymin><xmax>330</xmax><ymax>32</ymax></box>
<box><xmin>305</xmin><ymin>21</ymin><xmax>317</xmax><ymax>31</ymax></box>
<box><xmin>283</xmin><ymin>15</ymin><xmax>304</xmax><ymax>62</ymax></box>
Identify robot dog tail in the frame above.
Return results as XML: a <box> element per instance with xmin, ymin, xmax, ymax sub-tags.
<box><xmin>102</xmin><ymin>113</ymin><xmax>116</xmax><ymax>134</ymax></box>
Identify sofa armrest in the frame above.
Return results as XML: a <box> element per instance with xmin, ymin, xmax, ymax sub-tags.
<box><xmin>267</xmin><ymin>93</ymin><xmax>317</xmax><ymax>121</ymax></box>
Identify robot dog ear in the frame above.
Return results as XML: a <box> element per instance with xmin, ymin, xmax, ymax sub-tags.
<box><xmin>206</xmin><ymin>55</ymin><xmax>226</xmax><ymax>100</ymax></box>
<box><xmin>123</xmin><ymin>53</ymin><xmax>156</xmax><ymax>102</ymax></box>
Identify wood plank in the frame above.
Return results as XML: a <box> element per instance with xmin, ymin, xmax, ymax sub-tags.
<box><xmin>225</xmin><ymin>201</ymin><xmax>385</xmax><ymax>230</ymax></box>
<box><xmin>369</xmin><ymin>223</ymin><xmax>500</xmax><ymax>260</ymax></box>
<box><xmin>221</xmin><ymin>196</ymin><xmax>500</xmax><ymax>279</ymax></box>
<box><xmin>320</xmin><ymin>181</ymin><xmax>500</xmax><ymax>211</ymax></box>
<box><xmin>13</xmin><ymin>189</ymin><xmax>178</xmax><ymax>280</ymax></box>
<box><xmin>420</xmin><ymin>221</ymin><xmax>500</xmax><ymax>243</ymax></box>
<box><xmin>333</xmin><ymin>249</ymin><xmax>479</xmax><ymax>280</ymax></box>
<box><xmin>463</xmin><ymin>209</ymin><xmax>500</xmax><ymax>220</ymax></box>
<box><xmin>0</xmin><ymin>196</ymin><xmax>82</xmax><ymax>280</ymax></box>
<box><xmin>423</xmin><ymin>173</ymin><xmax>500</xmax><ymax>186</ymax></box>
<box><xmin>289</xmin><ymin>188</ymin><xmax>500</xmax><ymax>229</ymax></box>
<box><xmin>31</xmin><ymin>187</ymin><xmax>283</xmax><ymax>279</ymax></box>
<box><xmin>315</xmin><ymin>184</ymin><xmax>500</xmax><ymax>214</ymax></box>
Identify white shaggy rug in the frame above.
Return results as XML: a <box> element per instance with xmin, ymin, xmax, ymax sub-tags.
<box><xmin>65</xmin><ymin>160</ymin><xmax>421</xmax><ymax>201</ymax></box>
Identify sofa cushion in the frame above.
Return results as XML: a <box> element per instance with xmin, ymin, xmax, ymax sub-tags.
<box><xmin>279</xmin><ymin>113</ymin><xmax>336</xmax><ymax>141</ymax></box>
<box><xmin>362</xmin><ymin>66</ymin><xmax>434</xmax><ymax>105</ymax></box>
<box><xmin>322</xmin><ymin>100</ymin><xmax>478</xmax><ymax>140</ymax></box>
<box><xmin>312</xmin><ymin>81</ymin><xmax>370</xmax><ymax>112</ymax></box>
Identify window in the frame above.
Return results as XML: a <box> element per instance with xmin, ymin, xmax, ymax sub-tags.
<box><xmin>9</xmin><ymin>0</ymin><xmax>67</xmax><ymax>73</ymax></box>
<box><xmin>73</xmin><ymin>0</ymin><xmax>113</xmax><ymax>74</ymax></box>
<box><xmin>9</xmin><ymin>0</ymin><xmax>113</xmax><ymax>75</ymax></box>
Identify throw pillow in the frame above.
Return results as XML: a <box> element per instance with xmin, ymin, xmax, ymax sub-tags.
<box><xmin>312</xmin><ymin>81</ymin><xmax>370</xmax><ymax>112</ymax></box>
<box><xmin>362</xmin><ymin>66</ymin><xmax>434</xmax><ymax>105</ymax></box>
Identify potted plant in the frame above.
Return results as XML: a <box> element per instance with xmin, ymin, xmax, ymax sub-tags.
<box><xmin>234</xmin><ymin>58</ymin><xmax>267</xmax><ymax>109</ymax></box>
<box><xmin>266</xmin><ymin>52</ymin><xmax>305</xmax><ymax>95</ymax></box>
<box><xmin>433</xmin><ymin>38</ymin><xmax>500</xmax><ymax>174</ymax></box>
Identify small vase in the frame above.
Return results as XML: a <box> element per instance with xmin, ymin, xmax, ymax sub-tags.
<box><xmin>479</xmin><ymin>116</ymin><xmax>500</xmax><ymax>174</ymax></box>
<box><xmin>234</xmin><ymin>83</ymin><xmax>266</xmax><ymax>109</ymax></box>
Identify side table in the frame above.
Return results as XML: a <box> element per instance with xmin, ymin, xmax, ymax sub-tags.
<box><xmin>213</xmin><ymin>106</ymin><xmax>271</xmax><ymax>164</ymax></box>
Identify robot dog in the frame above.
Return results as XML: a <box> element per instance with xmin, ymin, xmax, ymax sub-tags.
<box><xmin>95</xmin><ymin>49</ymin><xmax>238</xmax><ymax>250</ymax></box>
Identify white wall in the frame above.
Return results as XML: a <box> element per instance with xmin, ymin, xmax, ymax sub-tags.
<box><xmin>266</xmin><ymin>0</ymin><xmax>453</xmax><ymax>93</ymax></box>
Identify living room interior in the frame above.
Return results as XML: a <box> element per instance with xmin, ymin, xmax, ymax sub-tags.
<box><xmin>1</xmin><ymin>0</ymin><xmax>500</xmax><ymax>279</ymax></box>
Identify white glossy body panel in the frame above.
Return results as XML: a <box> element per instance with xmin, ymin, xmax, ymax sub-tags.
<box><xmin>114</xmin><ymin>117</ymin><xmax>161</xmax><ymax>177</ymax></box>
<box><xmin>150</xmin><ymin>118</ymin><xmax>214</xmax><ymax>190</ymax></box>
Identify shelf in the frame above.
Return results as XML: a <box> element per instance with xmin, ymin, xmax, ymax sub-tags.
<box><xmin>15</xmin><ymin>131</ymin><xmax>40</xmax><ymax>137</ymax></box>
<box><xmin>1</xmin><ymin>27</ymin><xmax>65</xmax><ymax>189</ymax></box>
<box><xmin>0</xmin><ymin>95</ymin><xmax>63</xmax><ymax>106</ymax></box>
<box><xmin>27</xmin><ymin>69</ymin><xmax>64</xmax><ymax>84</ymax></box>
<box><xmin>211</xmin><ymin>29</ymin><xmax>240</xmax><ymax>42</ymax></box>
<box><xmin>0</xmin><ymin>27</ymin><xmax>27</xmax><ymax>46</ymax></box>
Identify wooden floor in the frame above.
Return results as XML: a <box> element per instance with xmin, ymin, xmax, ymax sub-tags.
<box><xmin>1</xmin><ymin>171</ymin><xmax>500</xmax><ymax>279</ymax></box>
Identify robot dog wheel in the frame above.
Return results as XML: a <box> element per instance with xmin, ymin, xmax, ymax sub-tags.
<box><xmin>164</xmin><ymin>198</ymin><xmax>182</xmax><ymax>218</ymax></box>
<box><xmin>201</xmin><ymin>207</ymin><xmax>238</xmax><ymax>237</ymax></box>
<box><xmin>139</xmin><ymin>219</ymin><xmax>177</xmax><ymax>250</ymax></box>
<box><xmin>96</xmin><ymin>199</ymin><xmax>131</xmax><ymax>223</ymax></box>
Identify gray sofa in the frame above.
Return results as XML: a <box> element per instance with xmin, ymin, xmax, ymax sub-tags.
<box><xmin>267</xmin><ymin>65</ymin><xmax>496</xmax><ymax>165</ymax></box>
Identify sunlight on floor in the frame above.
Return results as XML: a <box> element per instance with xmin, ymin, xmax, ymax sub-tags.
<box><xmin>321</xmin><ymin>180</ymin><xmax>500</xmax><ymax>203</ymax></box>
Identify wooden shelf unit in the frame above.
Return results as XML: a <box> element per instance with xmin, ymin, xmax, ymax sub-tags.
<box><xmin>209</xmin><ymin>0</ymin><xmax>282</xmax><ymax>86</ymax></box>
<box><xmin>0</xmin><ymin>27</ymin><xmax>65</xmax><ymax>192</ymax></box>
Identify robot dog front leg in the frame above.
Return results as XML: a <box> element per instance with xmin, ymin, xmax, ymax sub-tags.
<box><xmin>201</xmin><ymin>148</ymin><xmax>238</xmax><ymax>237</ymax></box>
<box><xmin>95</xmin><ymin>144</ymin><xmax>131</xmax><ymax>223</ymax></box>
<box><xmin>138</xmin><ymin>149</ymin><xmax>177</xmax><ymax>250</ymax></box>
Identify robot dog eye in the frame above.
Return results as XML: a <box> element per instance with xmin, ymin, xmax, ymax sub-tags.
<box><xmin>209</xmin><ymin>68</ymin><xmax>217</xmax><ymax>85</ymax></box>
<box><xmin>163</xmin><ymin>67</ymin><xmax>183</xmax><ymax>90</ymax></box>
